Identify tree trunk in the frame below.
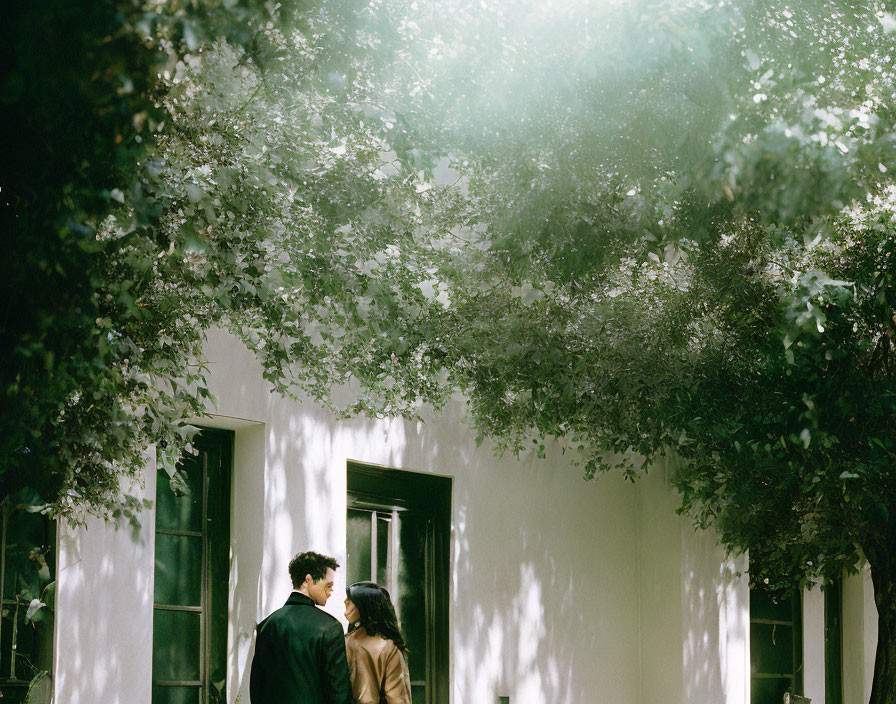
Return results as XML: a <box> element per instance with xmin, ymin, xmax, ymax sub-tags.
<box><xmin>866</xmin><ymin>535</ymin><xmax>896</xmax><ymax>704</ymax></box>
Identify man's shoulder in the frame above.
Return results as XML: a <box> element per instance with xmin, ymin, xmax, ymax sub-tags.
<box><xmin>304</xmin><ymin>604</ymin><xmax>343</xmax><ymax>632</ymax></box>
<box><xmin>259</xmin><ymin>597</ymin><xmax>342</xmax><ymax>633</ymax></box>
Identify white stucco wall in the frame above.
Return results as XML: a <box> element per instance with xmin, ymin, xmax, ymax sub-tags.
<box><xmin>803</xmin><ymin>586</ymin><xmax>826</xmax><ymax>703</ymax></box>
<box><xmin>204</xmin><ymin>328</ymin><xmax>644</xmax><ymax>704</ymax></box>
<box><xmin>843</xmin><ymin>567</ymin><xmax>877</xmax><ymax>704</ymax></box>
<box><xmin>55</xmin><ymin>450</ymin><xmax>156</xmax><ymax>704</ymax></box>
<box><xmin>51</xmin><ymin>329</ymin><xmax>879</xmax><ymax>704</ymax></box>
<box><xmin>635</xmin><ymin>466</ymin><xmax>749</xmax><ymax>704</ymax></box>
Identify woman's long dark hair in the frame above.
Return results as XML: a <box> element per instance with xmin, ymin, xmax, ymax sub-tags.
<box><xmin>347</xmin><ymin>582</ymin><xmax>408</xmax><ymax>652</ymax></box>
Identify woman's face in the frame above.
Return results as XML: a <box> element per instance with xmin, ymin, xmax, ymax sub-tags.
<box><xmin>344</xmin><ymin>598</ymin><xmax>360</xmax><ymax>624</ymax></box>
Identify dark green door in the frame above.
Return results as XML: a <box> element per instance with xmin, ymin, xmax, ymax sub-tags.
<box><xmin>0</xmin><ymin>498</ymin><xmax>55</xmax><ymax>703</ymax></box>
<box><xmin>750</xmin><ymin>587</ymin><xmax>803</xmax><ymax>704</ymax></box>
<box><xmin>347</xmin><ymin>462</ymin><xmax>450</xmax><ymax>704</ymax></box>
<box><xmin>153</xmin><ymin>429</ymin><xmax>232</xmax><ymax>704</ymax></box>
<box><xmin>824</xmin><ymin>578</ymin><xmax>843</xmax><ymax>704</ymax></box>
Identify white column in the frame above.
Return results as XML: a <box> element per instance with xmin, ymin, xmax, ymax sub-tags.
<box><xmin>54</xmin><ymin>449</ymin><xmax>156</xmax><ymax>704</ymax></box>
<box><xmin>842</xmin><ymin>565</ymin><xmax>878</xmax><ymax>704</ymax></box>
<box><xmin>802</xmin><ymin>586</ymin><xmax>826</xmax><ymax>704</ymax></box>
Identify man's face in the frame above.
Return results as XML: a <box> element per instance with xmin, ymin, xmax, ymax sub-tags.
<box><xmin>306</xmin><ymin>567</ymin><xmax>335</xmax><ymax>606</ymax></box>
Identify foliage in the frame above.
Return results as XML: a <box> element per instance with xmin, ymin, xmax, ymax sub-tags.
<box><xmin>0</xmin><ymin>0</ymin><xmax>268</xmax><ymax>521</ymax></box>
<box><xmin>6</xmin><ymin>0</ymin><xmax>896</xmax><ymax>695</ymax></box>
<box><xmin>6</xmin><ymin>0</ymin><xmax>896</xmax><ymax>688</ymax></box>
<box><xmin>127</xmin><ymin>0</ymin><xmax>896</xmax><ymax>603</ymax></box>
<box><xmin>143</xmin><ymin>2</ymin><xmax>896</xmax><ymax>694</ymax></box>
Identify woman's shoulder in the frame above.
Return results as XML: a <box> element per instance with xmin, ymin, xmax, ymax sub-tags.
<box><xmin>348</xmin><ymin>628</ymin><xmax>402</xmax><ymax>659</ymax></box>
<box><xmin>375</xmin><ymin>636</ymin><xmax>405</xmax><ymax>663</ymax></box>
<box><xmin>377</xmin><ymin>636</ymin><xmax>400</xmax><ymax>652</ymax></box>
<box><xmin>345</xmin><ymin>627</ymin><xmax>370</xmax><ymax>651</ymax></box>
<box><xmin>347</xmin><ymin>627</ymin><xmax>386</xmax><ymax>648</ymax></box>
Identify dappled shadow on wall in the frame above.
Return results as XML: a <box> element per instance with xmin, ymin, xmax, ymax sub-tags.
<box><xmin>218</xmin><ymin>355</ymin><xmax>647</xmax><ymax>704</ymax></box>
<box><xmin>682</xmin><ymin>526</ymin><xmax>749</xmax><ymax>703</ymax></box>
<box><xmin>388</xmin><ymin>406</ymin><xmax>641</xmax><ymax>704</ymax></box>
<box><xmin>56</xmin><ymin>486</ymin><xmax>155</xmax><ymax>704</ymax></box>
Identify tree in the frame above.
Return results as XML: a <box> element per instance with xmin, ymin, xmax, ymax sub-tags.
<box><xmin>0</xmin><ymin>0</ymin><xmax>166</xmax><ymax>518</ymax></box>
<box><xmin>5</xmin><ymin>0</ymin><xmax>896</xmax><ymax>698</ymax></box>
<box><xmin>0</xmin><ymin>0</ymin><xmax>269</xmax><ymax>520</ymax></box>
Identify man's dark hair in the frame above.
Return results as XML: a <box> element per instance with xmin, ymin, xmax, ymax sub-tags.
<box><xmin>289</xmin><ymin>551</ymin><xmax>339</xmax><ymax>588</ymax></box>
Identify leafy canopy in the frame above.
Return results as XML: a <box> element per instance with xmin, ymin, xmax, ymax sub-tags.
<box><xmin>148</xmin><ymin>0</ymin><xmax>896</xmax><ymax>594</ymax></box>
<box><xmin>4</xmin><ymin>0</ymin><xmax>896</xmax><ymax>600</ymax></box>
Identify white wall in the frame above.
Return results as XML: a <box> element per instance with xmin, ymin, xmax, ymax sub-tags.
<box><xmin>54</xmin><ymin>450</ymin><xmax>156</xmax><ymax>704</ymax></box>
<box><xmin>635</xmin><ymin>465</ymin><xmax>749</xmax><ymax>704</ymax></box>
<box><xmin>53</xmin><ymin>329</ymin><xmax>878</xmax><ymax>704</ymax></box>
<box><xmin>201</xmin><ymin>329</ymin><xmax>643</xmax><ymax>704</ymax></box>
<box><xmin>803</xmin><ymin>586</ymin><xmax>826</xmax><ymax>703</ymax></box>
<box><xmin>843</xmin><ymin>567</ymin><xmax>877</xmax><ymax>704</ymax></box>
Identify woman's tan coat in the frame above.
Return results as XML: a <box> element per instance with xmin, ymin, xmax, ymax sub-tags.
<box><xmin>345</xmin><ymin>627</ymin><xmax>412</xmax><ymax>704</ymax></box>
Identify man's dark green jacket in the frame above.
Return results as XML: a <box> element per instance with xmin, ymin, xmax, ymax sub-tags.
<box><xmin>249</xmin><ymin>592</ymin><xmax>352</xmax><ymax>704</ymax></box>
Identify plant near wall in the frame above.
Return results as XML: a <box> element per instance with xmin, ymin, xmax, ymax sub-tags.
<box><xmin>160</xmin><ymin>1</ymin><xmax>896</xmax><ymax>698</ymax></box>
<box><xmin>6</xmin><ymin>0</ymin><xmax>896</xmax><ymax>698</ymax></box>
<box><xmin>0</xmin><ymin>0</ymin><xmax>275</xmax><ymax>522</ymax></box>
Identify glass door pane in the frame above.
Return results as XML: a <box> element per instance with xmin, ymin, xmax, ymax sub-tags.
<box><xmin>824</xmin><ymin>579</ymin><xmax>843</xmax><ymax>704</ymax></box>
<box><xmin>376</xmin><ymin>514</ymin><xmax>391</xmax><ymax>587</ymax></box>
<box><xmin>153</xmin><ymin>429</ymin><xmax>231</xmax><ymax>704</ymax></box>
<box><xmin>398</xmin><ymin>513</ymin><xmax>428</xmax><ymax>704</ymax></box>
<box><xmin>0</xmin><ymin>503</ymin><xmax>56</xmax><ymax>701</ymax></box>
<box><xmin>347</xmin><ymin>509</ymin><xmax>373</xmax><ymax>586</ymax></box>
<box><xmin>750</xmin><ymin>587</ymin><xmax>802</xmax><ymax>704</ymax></box>
<box><xmin>347</xmin><ymin>463</ymin><xmax>450</xmax><ymax>704</ymax></box>
<box><xmin>154</xmin><ymin>534</ymin><xmax>202</xmax><ymax>606</ymax></box>
<box><xmin>152</xmin><ymin>686</ymin><xmax>201</xmax><ymax>704</ymax></box>
<box><xmin>152</xmin><ymin>610</ymin><xmax>202</xmax><ymax>681</ymax></box>
<box><xmin>347</xmin><ymin>505</ymin><xmax>429</xmax><ymax>701</ymax></box>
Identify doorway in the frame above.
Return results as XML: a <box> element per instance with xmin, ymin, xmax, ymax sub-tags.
<box><xmin>346</xmin><ymin>462</ymin><xmax>450</xmax><ymax>704</ymax></box>
<box><xmin>749</xmin><ymin>586</ymin><xmax>803</xmax><ymax>704</ymax></box>
<box><xmin>152</xmin><ymin>428</ymin><xmax>232</xmax><ymax>704</ymax></box>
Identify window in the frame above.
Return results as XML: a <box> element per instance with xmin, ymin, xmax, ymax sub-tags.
<box><xmin>152</xmin><ymin>429</ymin><xmax>232</xmax><ymax>704</ymax></box>
<box><xmin>0</xmin><ymin>497</ymin><xmax>56</xmax><ymax>704</ymax></box>
<box><xmin>750</xmin><ymin>587</ymin><xmax>803</xmax><ymax>704</ymax></box>
<box><xmin>824</xmin><ymin>578</ymin><xmax>843</xmax><ymax>704</ymax></box>
<box><xmin>347</xmin><ymin>462</ymin><xmax>450</xmax><ymax>704</ymax></box>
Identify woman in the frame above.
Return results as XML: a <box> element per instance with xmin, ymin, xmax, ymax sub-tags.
<box><xmin>344</xmin><ymin>581</ymin><xmax>412</xmax><ymax>704</ymax></box>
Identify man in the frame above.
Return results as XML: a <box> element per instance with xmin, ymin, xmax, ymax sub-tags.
<box><xmin>249</xmin><ymin>551</ymin><xmax>353</xmax><ymax>704</ymax></box>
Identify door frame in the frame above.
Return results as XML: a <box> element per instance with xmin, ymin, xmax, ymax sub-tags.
<box><xmin>347</xmin><ymin>461</ymin><xmax>451</xmax><ymax>704</ymax></box>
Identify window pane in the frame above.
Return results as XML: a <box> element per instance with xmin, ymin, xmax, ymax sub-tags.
<box><xmin>152</xmin><ymin>685</ymin><xmax>200</xmax><ymax>704</ymax></box>
<box><xmin>153</xmin><ymin>430</ymin><xmax>232</xmax><ymax>704</ymax></box>
<box><xmin>751</xmin><ymin>623</ymin><xmax>794</xmax><ymax>675</ymax></box>
<box><xmin>0</xmin><ymin>599</ymin><xmax>52</xmax><ymax>683</ymax></box>
<box><xmin>376</xmin><ymin>515</ymin><xmax>390</xmax><ymax>587</ymax></box>
<box><xmin>750</xmin><ymin>676</ymin><xmax>792</xmax><ymax>704</ymax></box>
<box><xmin>0</xmin><ymin>605</ymin><xmax>19</xmax><ymax>679</ymax></box>
<box><xmin>347</xmin><ymin>510</ymin><xmax>372</xmax><ymax>586</ymax></box>
<box><xmin>0</xmin><ymin>504</ymin><xmax>55</xmax><ymax>703</ymax></box>
<box><xmin>399</xmin><ymin>514</ymin><xmax>428</xmax><ymax>688</ymax></box>
<box><xmin>0</xmin><ymin>683</ymin><xmax>27</xmax><ymax>704</ymax></box>
<box><xmin>152</xmin><ymin>610</ymin><xmax>201</xmax><ymax>682</ymax></box>
<box><xmin>10</xmin><ymin>610</ymin><xmax>34</xmax><ymax>679</ymax></box>
<box><xmin>750</xmin><ymin>589</ymin><xmax>794</xmax><ymax>622</ymax></box>
<box><xmin>156</xmin><ymin>462</ymin><xmax>203</xmax><ymax>533</ymax></box>
<box><xmin>154</xmin><ymin>534</ymin><xmax>202</xmax><ymax>607</ymax></box>
<box><xmin>3</xmin><ymin>511</ymin><xmax>53</xmax><ymax>602</ymax></box>
<box><xmin>206</xmin><ymin>449</ymin><xmax>231</xmax><ymax>695</ymax></box>
<box><xmin>411</xmin><ymin>683</ymin><xmax>426</xmax><ymax>704</ymax></box>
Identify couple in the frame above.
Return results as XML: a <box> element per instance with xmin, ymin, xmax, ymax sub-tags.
<box><xmin>249</xmin><ymin>551</ymin><xmax>412</xmax><ymax>704</ymax></box>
